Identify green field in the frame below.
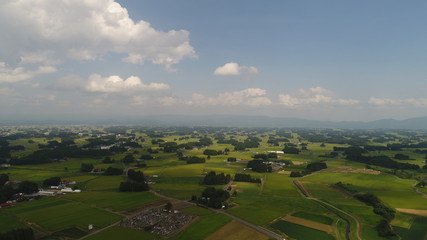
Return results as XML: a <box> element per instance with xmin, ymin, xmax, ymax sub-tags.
<box><xmin>271</xmin><ymin>220</ymin><xmax>335</xmax><ymax>240</ymax></box>
<box><xmin>85</xmin><ymin>226</ymin><xmax>159</xmax><ymax>240</ymax></box>
<box><xmin>3</xmin><ymin>197</ymin><xmax>123</xmax><ymax>232</ymax></box>
<box><xmin>60</xmin><ymin>191</ymin><xmax>161</xmax><ymax>212</ymax></box>
<box><xmin>176</xmin><ymin>213</ymin><xmax>231</xmax><ymax>240</ymax></box>
<box><xmin>395</xmin><ymin>217</ymin><xmax>427</xmax><ymax>240</ymax></box>
<box><xmin>0</xmin><ymin>212</ymin><xmax>27</xmax><ymax>233</ymax></box>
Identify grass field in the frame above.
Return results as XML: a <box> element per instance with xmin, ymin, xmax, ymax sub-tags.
<box><xmin>205</xmin><ymin>220</ymin><xmax>269</xmax><ymax>240</ymax></box>
<box><xmin>271</xmin><ymin>220</ymin><xmax>335</xmax><ymax>240</ymax></box>
<box><xmin>0</xmin><ymin>212</ymin><xmax>27</xmax><ymax>233</ymax></box>
<box><xmin>60</xmin><ymin>191</ymin><xmax>161</xmax><ymax>212</ymax></box>
<box><xmin>176</xmin><ymin>213</ymin><xmax>231</xmax><ymax>240</ymax></box>
<box><xmin>85</xmin><ymin>226</ymin><xmax>158</xmax><ymax>240</ymax></box>
<box><xmin>4</xmin><ymin>197</ymin><xmax>123</xmax><ymax>232</ymax></box>
<box><xmin>394</xmin><ymin>217</ymin><xmax>427</xmax><ymax>240</ymax></box>
<box><xmin>291</xmin><ymin>211</ymin><xmax>334</xmax><ymax>225</ymax></box>
<box><xmin>226</xmin><ymin>179</ymin><xmax>326</xmax><ymax>226</ymax></box>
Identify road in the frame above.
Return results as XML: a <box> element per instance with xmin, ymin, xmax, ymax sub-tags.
<box><xmin>293</xmin><ymin>180</ymin><xmax>362</xmax><ymax>240</ymax></box>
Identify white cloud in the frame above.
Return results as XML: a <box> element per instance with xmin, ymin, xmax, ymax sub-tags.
<box><xmin>55</xmin><ymin>74</ymin><xmax>170</xmax><ymax>93</ymax></box>
<box><xmin>369</xmin><ymin>97</ymin><xmax>427</xmax><ymax>107</ymax></box>
<box><xmin>85</xmin><ymin>74</ymin><xmax>170</xmax><ymax>93</ymax></box>
<box><xmin>187</xmin><ymin>88</ymin><xmax>271</xmax><ymax>107</ymax></box>
<box><xmin>278</xmin><ymin>87</ymin><xmax>359</xmax><ymax>108</ymax></box>
<box><xmin>0</xmin><ymin>0</ymin><xmax>196</xmax><ymax>69</ymax></box>
<box><xmin>0</xmin><ymin>62</ymin><xmax>56</xmax><ymax>83</ymax></box>
<box><xmin>214</xmin><ymin>62</ymin><xmax>258</xmax><ymax>76</ymax></box>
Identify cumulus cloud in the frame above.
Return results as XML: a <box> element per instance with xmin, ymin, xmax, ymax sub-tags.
<box><xmin>368</xmin><ymin>97</ymin><xmax>427</xmax><ymax>107</ymax></box>
<box><xmin>0</xmin><ymin>62</ymin><xmax>56</xmax><ymax>83</ymax></box>
<box><xmin>187</xmin><ymin>88</ymin><xmax>272</xmax><ymax>107</ymax></box>
<box><xmin>214</xmin><ymin>62</ymin><xmax>258</xmax><ymax>76</ymax></box>
<box><xmin>278</xmin><ymin>87</ymin><xmax>359</xmax><ymax>108</ymax></box>
<box><xmin>0</xmin><ymin>0</ymin><xmax>196</xmax><ymax>69</ymax></box>
<box><xmin>85</xmin><ymin>74</ymin><xmax>170</xmax><ymax>93</ymax></box>
<box><xmin>55</xmin><ymin>74</ymin><xmax>169</xmax><ymax>93</ymax></box>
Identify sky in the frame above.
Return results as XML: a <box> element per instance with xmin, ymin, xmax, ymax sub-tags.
<box><xmin>1</xmin><ymin>0</ymin><xmax>427</xmax><ymax>122</ymax></box>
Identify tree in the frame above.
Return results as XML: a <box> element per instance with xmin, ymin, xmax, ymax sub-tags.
<box><xmin>306</xmin><ymin>162</ymin><xmax>327</xmax><ymax>172</ymax></box>
<box><xmin>247</xmin><ymin>160</ymin><xmax>271</xmax><ymax>173</ymax></box>
<box><xmin>123</xmin><ymin>154</ymin><xmax>135</xmax><ymax>164</ymax></box>
<box><xmin>127</xmin><ymin>169</ymin><xmax>145</xmax><ymax>182</ymax></box>
<box><xmin>80</xmin><ymin>163</ymin><xmax>94</xmax><ymax>172</ymax></box>
<box><xmin>17</xmin><ymin>181</ymin><xmax>39</xmax><ymax>194</ymax></box>
<box><xmin>104</xmin><ymin>167</ymin><xmax>123</xmax><ymax>176</ymax></box>
<box><xmin>0</xmin><ymin>174</ymin><xmax>9</xmax><ymax>186</ymax></box>
<box><xmin>165</xmin><ymin>202</ymin><xmax>173</xmax><ymax>211</ymax></box>
<box><xmin>227</xmin><ymin>157</ymin><xmax>237</xmax><ymax>162</ymax></box>
<box><xmin>42</xmin><ymin>177</ymin><xmax>61</xmax><ymax>187</ymax></box>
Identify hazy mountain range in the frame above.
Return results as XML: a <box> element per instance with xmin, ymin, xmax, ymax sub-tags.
<box><xmin>0</xmin><ymin>115</ymin><xmax>426</xmax><ymax>130</ymax></box>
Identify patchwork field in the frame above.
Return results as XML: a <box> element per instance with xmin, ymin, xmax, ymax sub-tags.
<box><xmin>271</xmin><ymin>220</ymin><xmax>335</xmax><ymax>240</ymax></box>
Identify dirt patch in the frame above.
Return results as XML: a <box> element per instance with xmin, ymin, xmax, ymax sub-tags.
<box><xmin>396</xmin><ymin>208</ymin><xmax>427</xmax><ymax>217</ymax></box>
<box><xmin>325</xmin><ymin>166</ymin><xmax>380</xmax><ymax>175</ymax></box>
<box><xmin>277</xmin><ymin>170</ymin><xmax>291</xmax><ymax>174</ymax></box>
<box><xmin>282</xmin><ymin>215</ymin><xmax>334</xmax><ymax>233</ymax></box>
<box><xmin>292</xmin><ymin>161</ymin><xmax>304</xmax><ymax>165</ymax></box>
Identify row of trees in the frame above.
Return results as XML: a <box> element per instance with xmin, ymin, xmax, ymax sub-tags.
<box><xmin>344</xmin><ymin>147</ymin><xmax>419</xmax><ymax>170</ymax></box>
<box><xmin>203</xmin><ymin>172</ymin><xmax>231</xmax><ymax>185</ymax></box>
<box><xmin>290</xmin><ymin>162</ymin><xmax>328</xmax><ymax>178</ymax></box>
<box><xmin>119</xmin><ymin>169</ymin><xmax>149</xmax><ymax>192</ymax></box>
<box><xmin>354</xmin><ymin>193</ymin><xmax>396</xmax><ymax>237</ymax></box>
<box><xmin>234</xmin><ymin>173</ymin><xmax>261</xmax><ymax>183</ymax></box>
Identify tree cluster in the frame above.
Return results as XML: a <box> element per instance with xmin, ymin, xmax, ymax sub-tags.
<box><xmin>354</xmin><ymin>193</ymin><xmax>396</xmax><ymax>237</ymax></box>
<box><xmin>80</xmin><ymin>163</ymin><xmax>94</xmax><ymax>172</ymax></box>
<box><xmin>0</xmin><ymin>228</ymin><xmax>34</xmax><ymax>240</ymax></box>
<box><xmin>247</xmin><ymin>160</ymin><xmax>272</xmax><ymax>173</ymax></box>
<box><xmin>10</xmin><ymin>148</ymin><xmax>111</xmax><ymax>165</ymax></box>
<box><xmin>282</xmin><ymin>146</ymin><xmax>300</xmax><ymax>154</ymax></box>
<box><xmin>198</xmin><ymin>187</ymin><xmax>230</xmax><ymax>209</ymax></box>
<box><xmin>203</xmin><ymin>171</ymin><xmax>231</xmax><ymax>185</ymax></box>
<box><xmin>203</xmin><ymin>149</ymin><xmax>222</xmax><ymax>156</ymax></box>
<box><xmin>234</xmin><ymin>173</ymin><xmax>261</xmax><ymax>183</ymax></box>
<box><xmin>104</xmin><ymin>167</ymin><xmax>123</xmax><ymax>176</ymax></box>
<box><xmin>306</xmin><ymin>162</ymin><xmax>327</xmax><ymax>172</ymax></box>
<box><xmin>119</xmin><ymin>169</ymin><xmax>149</xmax><ymax>192</ymax></box>
<box><xmin>344</xmin><ymin>147</ymin><xmax>419</xmax><ymax>170</ymax></box>
<box><xmin>42</xmin><ymin>177</ymin><xmax>61</xmax><ymax>187</ymax></box>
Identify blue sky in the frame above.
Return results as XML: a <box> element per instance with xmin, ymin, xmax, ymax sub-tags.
<box><xmin>1</xmin><ymin>0</ymin><xmax>426</xmax><ymax>121</ymax></box>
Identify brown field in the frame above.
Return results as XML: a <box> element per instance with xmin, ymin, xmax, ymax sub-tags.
<box><xmin>205</xmin><ymin>220</ymin><xmax>269</xmax><ymax>240</ymax></box>
<box><xmin>277</xmin><ymin>170</ymin><xmax>291</xmax><ymax>174</ymax></box>
<box><xmin>292</xmin><ymin>161</ymin><xmax>305</xmax><ymax>165</ymax></box>
<box><xmin>396</xmin><ymin>208</ymin><xmax>427</xmax><ymax>217</ymax></box>
<box><xmin>324</xmin><ymin>166</ymin><xmax>380</xmax><ymax>175</ymax></box>
<box><xmin>282</xmin><ymin>215</ymin><xmax>334</xmax><ymax>233</ymax></box>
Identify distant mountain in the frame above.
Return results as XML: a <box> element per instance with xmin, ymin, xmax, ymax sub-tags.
<box><xmin>0</xmin><ymin>115</ymin><xmax>426</xmax><ymax>129</ymax></box>
<box><xmin>131</xmin><ymin>115</ymin><xmax>427</xmax><ymax>130</ymax></box>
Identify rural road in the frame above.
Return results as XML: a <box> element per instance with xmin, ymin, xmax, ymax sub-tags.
<box><xmin>293</xmin><ymin>180</ymin><xmax>362</xmax><ymax>240</ymax></box>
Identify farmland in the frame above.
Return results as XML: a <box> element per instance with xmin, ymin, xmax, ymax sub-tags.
<box><xmin>0</xmin><ymin>126</ymin><xmax>426</xmax><ymax>239</ymax></box>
